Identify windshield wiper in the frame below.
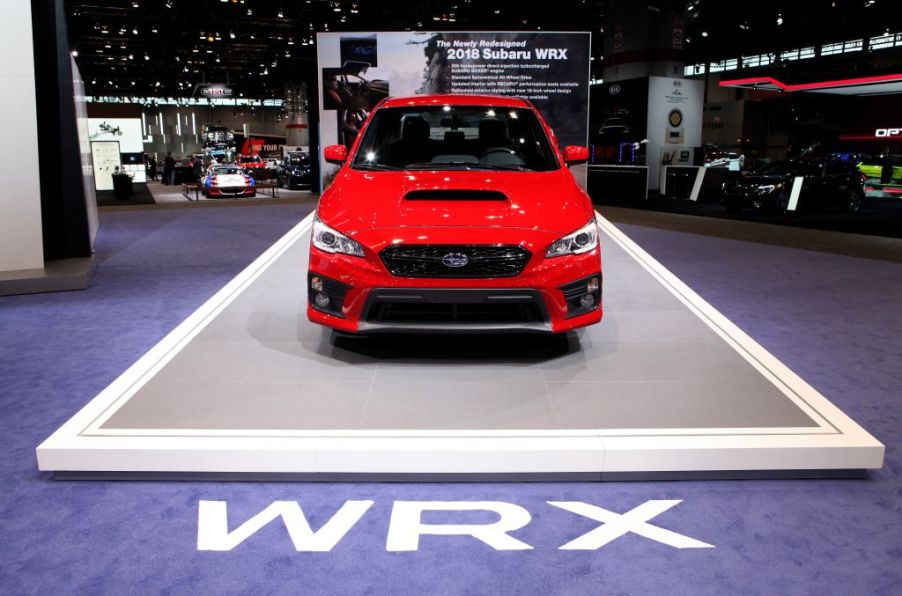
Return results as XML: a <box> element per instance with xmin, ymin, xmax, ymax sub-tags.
<box><xmin>404</xmin><ymin>162</ymin><xmax>476</xmax><ymax>170</ymax></box>
<box><xmin>403</xmin><ymin>162</ymin><xmax>533</xmax><ymax>172</ymax></box>
<box><xmin>472</xmin><ymin>164</ymin><xmax>533</xmax><ymax>172</ymax></box>
<box><xmin>353</xmin><ymin>163</ymin><xmax>402</xmax><ymax>171</ymax></box>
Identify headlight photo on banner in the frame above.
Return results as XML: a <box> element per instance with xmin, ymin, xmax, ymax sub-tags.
<box><xmin>316</xmin><ymin>31</ymin><xmax>591</xmax><ymax>190</ymax></box>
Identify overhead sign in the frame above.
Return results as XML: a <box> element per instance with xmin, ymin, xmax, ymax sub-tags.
<box><xmin>197</xmin><ymin>84</ymin><xmax>233</xmax><ymax>98</ymax></box>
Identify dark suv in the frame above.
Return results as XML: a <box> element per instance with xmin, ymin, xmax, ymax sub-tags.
<box><xmin>722</xmin><ymin>158</ymin><xmax>864</xmax><ymax>214</ymax></box>
<box><xmin>277</xmin><ymin>152</ymin><xmax>312</xmax><ymax>190</ymax></box>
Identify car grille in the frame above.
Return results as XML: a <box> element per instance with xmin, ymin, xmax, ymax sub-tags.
<box><xmin>362</xmin><ymin>289</ymin><xmax>548</xmax><ymax>326</ymax></box>
<box><xmin>379</xmin><ymin>244</ymin><xmax>531</xmax><ymax>278</ymax></box>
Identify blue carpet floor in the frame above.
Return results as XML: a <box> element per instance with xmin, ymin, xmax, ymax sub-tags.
<box><xmin>1</xmin><ymin>203</ymin><xmax>900</xmax><ymax>595</ymax></box>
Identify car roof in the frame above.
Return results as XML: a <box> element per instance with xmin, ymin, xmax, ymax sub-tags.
<box><xmin>380</xmin><ymin>94</ymin><xmax>532</xmax><ymax>109</ymax></box>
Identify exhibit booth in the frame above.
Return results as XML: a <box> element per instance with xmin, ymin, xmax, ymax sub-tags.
<box><xmin>37</xmin><ymin>30</ymin><xmax>884</xmax><ymax>480</ymax></box>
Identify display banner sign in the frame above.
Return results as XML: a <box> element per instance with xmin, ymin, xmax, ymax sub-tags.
<box><xmin>88</xmin><ymin>118</ymin><xmax>146</xmax><ymax>183</ymax></box>
<box><xmin>90</xmin><ymin>140</ymin><xmax>121</xmax><ymax>191</ymax></box>
<box><xmin>646</xmin><ymin>76</ymin><xmax>703</xmax><ymax>190</ymax></box>
<box><xmin>316</xmin><ymin>31</ymin><xmax>591</xmax><ymax>190</ymax></box>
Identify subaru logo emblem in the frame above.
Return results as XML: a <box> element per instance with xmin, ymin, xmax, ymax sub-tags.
<box><xmin>441</xmin><ymin>252</ymin><xmax>469</xmax><ymax>268</ymax></box>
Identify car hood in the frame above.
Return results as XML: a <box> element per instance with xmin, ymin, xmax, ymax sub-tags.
<box><xmin>317</xmin><ymin>168</ymin><xmax>593</xmax><ymax>236</ymax></box>
<box><xmin>210</xmin><ymin>174</ymin><xmax>248</xmax><ymax>185</ymax></box>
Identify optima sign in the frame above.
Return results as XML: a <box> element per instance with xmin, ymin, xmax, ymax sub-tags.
<box><xmin>875</xmin><ymin>128</ymin><xmax>902</xmax><ymax>137</ymax></box>
<box><xmin>197</xmin><ymin>499</ymin><xmax>714</xmax><ymax>552</ymax></box>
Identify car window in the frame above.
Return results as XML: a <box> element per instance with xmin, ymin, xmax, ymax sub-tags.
<box><xmin>351</xmin><ymin>105</ymin><xmax>559</xmax><ymax>171</ymax></box>
<box><xmin>212</xmin><ymin>167</ymin><xmax>244</xmax><ymax>175</ymax></box>
<box><xmin>824</xmin><ymin>160</ymin><xmax>848</xmax><ymax>176</ymax></box>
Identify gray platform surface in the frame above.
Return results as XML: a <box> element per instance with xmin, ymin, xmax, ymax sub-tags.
<box><xmin>100</xmin><ymin>229</ymin><xmax>817</xmax><ymax>432</ymax></box>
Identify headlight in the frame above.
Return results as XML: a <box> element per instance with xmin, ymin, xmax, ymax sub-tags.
<box><xmin>546</xmin><ymin>220</ymin><xmax>599</xmax><ymax>258</ymax></box>
<box><xmin>754</xmin><ymin>183</ymin><xmax>781</xmax><ymax>194</ymax></box>
<box><xmin>312</xmin><ymin>217</ymin><xmax>365</xmax><ymax>257</ymax></box>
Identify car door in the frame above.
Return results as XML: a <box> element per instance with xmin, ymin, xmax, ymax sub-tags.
<box><xmin>824</xmin><ymin>160</ymin><xmax>852</xmax><ymax>205</ymax></box>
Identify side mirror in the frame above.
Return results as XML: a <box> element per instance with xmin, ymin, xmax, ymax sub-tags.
<box><xmin>562</xmin><ymin>145</ymin><xmax>589</xmax><ymax>166</ymax></box>
<box><xmin>324</xmin><ymin>144</ymin><xmax>348</xmax><ymax>165</ymax></box>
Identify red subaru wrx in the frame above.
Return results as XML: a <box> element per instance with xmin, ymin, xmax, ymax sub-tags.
<box><xmin>308</xmin><ymin>94</ymin><xmax>602</xmax><ymax>334</ymax></box>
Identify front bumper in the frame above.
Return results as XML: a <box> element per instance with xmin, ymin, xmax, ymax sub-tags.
<box><xmin>206</xmin><ymin>186</ymin><xmax>255</xmax><ymax>198</ymax></box>
<box><xmin>284</xmin><ymin>173</ymin><xmax>311</xmax><ymax>188</ymax></box>
<box><xmin>722</xmin><ymin>189</ymin><xmax>779</xmax><ymax>210</ymax></box>
<box><xmin>307</xmin><ymin>242</ymin><xmax>602</xmax><ymax>334</ymax></box>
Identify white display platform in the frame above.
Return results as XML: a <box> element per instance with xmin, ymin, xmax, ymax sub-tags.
<box><xmin>36</xmin><ymin>212</ymin><xmax>884</xmax><ymax>478</ymax></box>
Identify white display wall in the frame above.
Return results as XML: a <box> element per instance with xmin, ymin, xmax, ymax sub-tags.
<box><xmin>0</xmin><ymin>0</ymin><xmax>44</xmax><ymax>273</ymax></box>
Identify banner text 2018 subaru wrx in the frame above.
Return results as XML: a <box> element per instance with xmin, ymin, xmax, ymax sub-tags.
<box><xmin>308</xmin><ymin>94</ymin><xmax>602</xmax><ymax>334</ymax></box>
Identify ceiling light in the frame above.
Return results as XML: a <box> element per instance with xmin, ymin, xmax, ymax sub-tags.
<box><xmin>165</xmin><ymin>0</ymin><xmax>172</xmax><ymax>8</ymax></box>
<box><xmin>71</xmin><ymin>49</ymin><xmax>78</xmax><ymax>57</ymax></box>
<box><xmin>776</xmin><ymin>14</ymin><xmax>783</xmax><ymax>25</ymax></box>
<box><xmin>144</xmin><ymin>53</ymin><xmax>150</xmax><ymax>60</ymax></box>
<box><xmin>701</xmin><ymin>31</ymin><xmax>708</xmax><ymax>37</ymax></box>
<box><xmin>229</xmin><ymin>31</ymin><xmax>235</xmax><ymax>39</ymax></box>
<box><xmin>277</xmin><ymin>9</ymin><xmax>284</xmax><ymax>18</ymax></box>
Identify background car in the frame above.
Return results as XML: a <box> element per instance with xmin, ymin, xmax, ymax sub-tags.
<box><xmin>856</xmin><ymin>155</ymin><xmax>902</xmax><ymax>182</ymax></box>
<box><xmin>277</xmin><ymin>151</ymin><xmax>312</xmax><ymax>189</ymax></box>
<box><xmin>722</xmin><ymin>158</ymin><xmax>864</xmax><ymax>214</ymax></box>
<box><xmin>705</xmin><ymin>151</ymin><xmax>744</xmax><ymax>171</ymax></box>
<box><xmin>202</xmin><ymin>164</ymin><xmax>256</xmax><ymax>198</ymax></box>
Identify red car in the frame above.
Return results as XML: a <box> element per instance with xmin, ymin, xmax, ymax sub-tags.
<box><xmin>308</xmin><ymin>94</ymin><xmax>601</xmax><ymax>334</ymax></box>
<box><xmin>203</xmin><ymin>164</ymin><xmax>256</xmax><ymax>198</ymax></box>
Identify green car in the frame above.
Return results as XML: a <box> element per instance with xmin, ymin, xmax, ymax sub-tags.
<box><xmin>857</xmin><ymin>156</ymin><xmax>902</xmax><ymax>182</ymax></box>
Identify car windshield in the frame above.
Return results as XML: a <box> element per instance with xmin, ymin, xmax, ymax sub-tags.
<box><xmin>212</xmin><ymin>166</ymin><xmax>245</xmax><ymax>175</ymax></box>
<box><xmin>287</xmin><ymin>154</ymin><xmax>309</xmax><ymax>165</ymax></box>
<box><xmin>351</xmin><ymin>105</ymin><xmax>559</xmax><ymax>171</ymax></box>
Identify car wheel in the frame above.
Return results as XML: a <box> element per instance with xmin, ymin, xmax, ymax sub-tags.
<box><xmin>766</xmin><ymin>191</ymin><xmax>789</xmax><ymax>215</ymax></box>
<box><xmin>724</xmin><ymin>200</ymin><xmax>741</xmax><ymax>214</ymax></box>
<box><xmin>845</xmin><ymin>189</ymin><xmax>863</xmax><ymax>213</ymax></box>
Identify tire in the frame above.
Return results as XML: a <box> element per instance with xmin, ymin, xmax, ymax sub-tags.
<box><xmin>845</xmin><ymin>189</ymin><xmax>863</xmax><ymax>213</ymax></box>
<box><xmin>765</xmin><ymin>191</ymin><xmax>789</xmax><ymax>215</ymax></box>
<box><xmin>724</xmin><ymin>199</ymin><xmax>741</xmax><ymax>214</ymax></box>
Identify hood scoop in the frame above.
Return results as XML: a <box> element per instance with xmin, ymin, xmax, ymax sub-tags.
<box><xmin>404</xmin><ymin>189</ymin><xmax>508</xmax><ymax>201</ymax></box>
